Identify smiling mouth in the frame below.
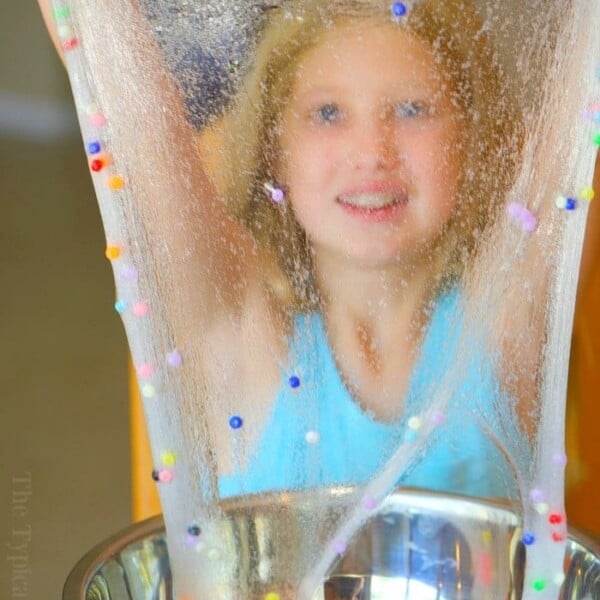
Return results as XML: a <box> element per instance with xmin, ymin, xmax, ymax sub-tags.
<box><xmin>337</xmin><ymin>192</ymin><xmax>408</xmax><ymax>209</ymax></box>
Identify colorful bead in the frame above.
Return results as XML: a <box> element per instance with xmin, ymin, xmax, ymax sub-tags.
<box><xmin>264</xmin><ymin>182</ymin><xmax>285</xmax><ymax>203</ymax></box>
<box><xmin>429</xmin><ymin>410</ymin><xmax>445</xmax><ymax>426</ymax></box>
<box><xmin>167</xmin><ymin>350</ymin><xmax>183</xmax><ymax>368</ymax></box>
<box><xmin>532</xmin><ymin>580</ymin><xmax>546</xmax><ymax>592</ymax></box>
<box><xmin>289</xmin><ymin>375</ymin><xmax>301</xmax><ymax>389</ymax></box>
<box><xmin>58</xmin><ymin>25</ymin><xmax>74</xmax><ymax>39</ymax></box>
<box><xmin>554</xmin><ymin>196</ymin><xmax>568</xmax><ymax>209</ymax></box>
<box><xmin>187</xmin><ymin>524</ymin><xmax>201</xmax><ymax>536</ymax></box>
<box><xmin>333</xmin><ymin>540</ymin><xmax>347</xmax><ymax>555</ymax></box>
<box><xmin>529</xmin><ymin>488</ymin><xmax>546</xmax><ymax>503</ymax></box>
<box><xmin>137</xmin><ymin>363</ymin><xmax>154</xmax><ymax>378</ymax></box>
<box><xmin>89</xmin><ymin>113</ymin><xmax>107</xmax><ymax>128</ymax></box>
<box><xmin>90</xmin><ymin>158</ymin><xmax>105</xmax><ymax>172</ymax></box>
<box><xmin>60</xmin><ymin>38</ymin><xmax>78</xmax><ymax>51</ymax></box>
<box><xmin>305</xmin><ymin>430</ymin><xmax>320</xmax><ymax>444</ymax></box>
<box><xmin>229</xmin><ymin>415</ymin><xmax>243</xmax><ymax>429</ymax></box>
<box><xmin>548</xmin><ymin>513</ymin><xmax>563</xmax><ymax>525</ymax></box>
<box><xmin>481</xmin><ymin>530</ymin><xmax>492</xmax><ymax>544</ymax></box>
<box><xmin>264</xmin><ymin>593</ymin><xmax>281</xmax><ymax>600</ymax></box>
<box><xmin>552</xmin><ymin>531</ymin><xmax>566</xmax><ymax>542</ymax></box>
<box><xmin>522</xmin><ymin>533</ymin><xmax>535</xmax><ymax>545</ymax></box>
<box><xmin>407</xmin><ymin>416</ymin><xmax>423</xmax><ymax>431</ymax></box>
<box><xmin>114</xmin><ymin>300</ymin><xmax>128</xmax><ymax>313</ymax></box>
<box><xmin>593</xmin><ymin>132</ymin><xmax>600</xmax><ymax>146</ymax></box>
<box><xmin>121</xmin><ymin>265</ymin><xmax>138</xmax><ymax>281</ymax></box>
<box><xmin>105</xmin><ymin>245</ymin><xmax>121</xmax><ymax>260</ymax></box>
<box><xmin>207</xmin><ymin>548</ymin><xmax>221</xmax><ymax>561</ymax></box>
<box><xmin>552</xmin><ymin>452</ymin><xmax>567</xmax><ymax>467</ymax></box>
<box><xmin>507</xmin><ymin>202</ymin><xmax>537</xmax><ymax>233</ymax></box>
<box><xmin>88</xmin><ymin>141</ymin><xmax>101</xmax><ymax>155</ymax></box>
<box><xmin>158</xmin><ymin>469</ymin><xmax>173</xmax><ymax>483</ymax></box>
<box><xmin>162</xmin><ymin>452</ymin><xmax>176</xmax><ymax>466</ymax></box>
<box><xmin>391</xmin><ymin>2</ymin><xmax>407</xmax><ymax>18</ymax></box>
<box><xmin>53</xmin><ymin>6</ymin><xmax>71</xmax><ymax>20</ymax></box>
<box><xmin>581</xmin><ymin>187</ymin><xmax>595</xmax><ymax>201</ymax></box>
<box><xmin>108</xmin><ymin>176</ymin><xmax>125</xmax><ymax>190</ymax></box>
<box><xmin>142</xmin><ymin>384</ymin><xmax>156</xmax><ymax>398</ymax></box>
<box><xmin>565</xmin><ymin>198</ymin><xmax>577</xmax><ymax>211</ymax></box>
<box><xmin>133</xmin><ymin>302</ymin><xmax>149</xmax><ymax>317</ymax></box>
<box><xmin>363</xmin><ymin>496</ymin><xmax>377</xmax><ymax>510</ymax></box>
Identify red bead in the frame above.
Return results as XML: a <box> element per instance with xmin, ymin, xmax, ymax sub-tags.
<box><xmin>548</xmin><ymin>513</ymin><xmax>563</xmax><ymax>525</ymax></box>
<box><xmin>90</xmin><ymin>159</ymin><xmax>104</xmax><ymax>172</ymax></box>
<box><xmin>552</xmin><ymin>532</ymin><xmax>565</xmax><ymax>542</ymax></box>
<box><xmin>61</xmin><ymin>38</ymin><xmax>78</xmax><ymax>51</ymax></box>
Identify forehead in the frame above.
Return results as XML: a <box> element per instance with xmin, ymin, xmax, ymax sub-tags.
<box><xmin>291</xmin><ymin>22</ymin><xmax>446</xmax><ymax>97</ymax></box>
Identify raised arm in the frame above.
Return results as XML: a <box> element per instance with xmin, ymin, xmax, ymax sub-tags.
<box><xmin>37</xmin><ymin>0</ymin><xmax>260</xmax><ymax>329</ymax></box>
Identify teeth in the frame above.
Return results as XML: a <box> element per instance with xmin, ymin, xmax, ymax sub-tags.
<box><xmin>339</xmin><ymin>193</ymin><xmax>402</xmax><ymax>209</ymax></box>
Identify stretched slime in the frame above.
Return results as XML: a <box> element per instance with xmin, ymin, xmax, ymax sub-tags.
<box><xmin>50</xmin><ymin>0</ymin><xmax>599</xmax><ymax>598</ymax></box>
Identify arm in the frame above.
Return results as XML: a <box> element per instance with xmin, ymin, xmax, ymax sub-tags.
<box><xmin>36</xmin><ymin>0</ymin><xmax>260</xmax><ymax>330</ymax></box>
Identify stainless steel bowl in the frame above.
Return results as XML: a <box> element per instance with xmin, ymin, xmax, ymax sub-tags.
<box><xmin>63</xmin><ymin>489</ymin><xmax>600</xmax><ymax>599</ymax></box>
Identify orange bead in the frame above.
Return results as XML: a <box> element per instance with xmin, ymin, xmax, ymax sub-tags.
<box><xmin>108</xmin><ymin>176</ymin><xmax>125</xmax><ymax>190</ymax></box>
<box><xmin>105</xmin><ymin>246</ymin><xmax>121</xmax><ymax>260</ymax></box>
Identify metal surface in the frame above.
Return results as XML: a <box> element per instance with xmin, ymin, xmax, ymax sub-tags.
<box><xmin>63</xmin><ymin>489</ymin><xmax>600</xmax><ymax>599</ymax></box>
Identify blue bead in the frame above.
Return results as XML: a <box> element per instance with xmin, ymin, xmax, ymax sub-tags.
<box><xmin>229</xmin><ymin>415</ymin><xmax>243</xmax><ymax>429</ymax></box>
<box><xmin>522</xmin><ymin>533</ymin><xmax>535</xmax><ymax>546</ymax></box>
<box><xmin>114</xmin><ymin>300</ymin><xmax>128</xmax><ymax>313</ymax></box>
<box><xmin>88</xmin><ymin>141</ymin><xmax>101</xmax><ymax>154</ymax></box>
<box><xmin>289</xmin><ymin>375</ymin><xmax>301</xmax><ymax>389</ymax></box>
<box><xmin>392</xmin><ymin>2</ymin><xmax>407</xmax><ymax>17</ymax></box>
<box><xmin>565</xmin><ymin>198</ymin><xmax>577</xmax><ymax>211</ymax></box>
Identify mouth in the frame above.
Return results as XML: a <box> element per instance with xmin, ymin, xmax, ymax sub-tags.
<box><xmin>336</xmin><ymin>191</ymin><xmax>408</xmax><ymax>210</ymax></box>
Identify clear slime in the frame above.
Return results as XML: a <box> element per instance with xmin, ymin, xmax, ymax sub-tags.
<box><xmin>50</xmin><ymin>0</ymin><xmax>599</xmax><ymax>598</ymax></box>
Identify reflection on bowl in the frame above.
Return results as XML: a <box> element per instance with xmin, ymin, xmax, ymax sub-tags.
<box><xmin>63</xmin><ymin>489</ymin><xmax>600</xmax><ymax>599</ymax></box>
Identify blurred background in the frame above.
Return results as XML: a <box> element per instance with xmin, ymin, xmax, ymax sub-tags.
<box><xmin>1</xmin><ymin>4</ymin><xmax>598</xmax><ymax>600</ymax></box>
<box><xmin>0</xmin><ymin>3</ymin><xmax>129</xmax><ymax>599</ymax></box>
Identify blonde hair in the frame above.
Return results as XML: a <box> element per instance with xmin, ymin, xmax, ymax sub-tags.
<box><xmin>219</xmin><ymin>0</ymin><xmax>522</xmax><ymax>310</ymax></box>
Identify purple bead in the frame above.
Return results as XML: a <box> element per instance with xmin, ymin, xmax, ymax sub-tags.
<box><xmin>333</xmin><ymin>540</ymin><xmax>347</xmax><ymax>554</ymax></box>
<box><xmin>166</xmin><ymin>350</ymin><xmax>183</xmax><ymax>368</ymax></box>
<box><xmin>121</xmin><ymin>265</ymin><xmax>139</xmax><ymax>281</ymax></box>
<box><xmin>271</xmin><ymin>187</ymin><xmax>285</xmax><ymax>203</ymax></box>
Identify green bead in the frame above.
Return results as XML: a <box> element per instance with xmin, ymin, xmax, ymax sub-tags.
<box><xmin>594</xmin><ymin>132</ymin><xmax>600</xmax><ymax>146</ymax></box>
<box><xmin>532</xmin><ymin>579</ymin><xmax>546</xmax><ymax>592</ymax></box>
<box><xmin>53</xmin><ymin>6</ymin><xmax>71</xmax><ymax>20</ymax></box>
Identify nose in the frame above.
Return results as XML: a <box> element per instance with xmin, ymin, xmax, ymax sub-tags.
<box><xmin>348</xmin><ymin>115</ymin><xmax>398</xmax><ymax>172</ymax></box>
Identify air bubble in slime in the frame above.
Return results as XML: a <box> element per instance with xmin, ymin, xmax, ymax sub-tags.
<box><xmin>50</xmin><ymin>0</ymin><xmax>600</xmax><ymax>598</ymax></box>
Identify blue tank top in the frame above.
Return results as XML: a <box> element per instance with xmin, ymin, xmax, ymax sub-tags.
<box><xmin>219</xmin><ymin>289</ymin><xmax>522</xmax><ymax>500</ymax></box>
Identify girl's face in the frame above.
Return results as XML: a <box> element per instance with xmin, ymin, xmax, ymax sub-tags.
<box><xmin>279</xmin><ymin>22</ymin><xmax>464</xmax><ymax>269</ymax></box>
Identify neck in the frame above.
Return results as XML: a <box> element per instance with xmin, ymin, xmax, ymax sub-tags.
<box><xmin>314</xmin><ymin>250</ymin><xmax>438</xmax><ymax>330</ymax></box>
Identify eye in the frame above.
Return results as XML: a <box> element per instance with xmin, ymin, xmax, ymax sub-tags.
<box><xmin>313</xmin><ymin>103</ymin><xmax>342</xmax><ymax>124</ymax></box>
<box><xmin>395</xmin><ymin>100</ymin><xmax>429</xmax><ymax>119</ymax></box>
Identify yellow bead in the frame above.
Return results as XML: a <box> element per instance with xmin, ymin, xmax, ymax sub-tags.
<box><xmin>162</xmin><ymin>452</ymin><xmax>176</xmax><ymax>466</ymax></box>
<box><xmin>108</xmin><ymin>175</ymin><xmax>125</xmax><ymax>190</ymax></box>
<box><xmin>481</xmin><ymin>530</ymin><xmax>492</xmax><ymax>544</ymax></box>
<box><xmin>581</xmin><ymin>187</ymin><xmax>595</xmax><ymax>201</ymax></box>
<box><xmin>264</xmin><ymin>593</ymin><xmax>281</xmax><ymax>600</ymax></box>
<box><xmin>105</xmin><ymin>246</ymin><xmax>121</xmax><ymax>260</ymax></box>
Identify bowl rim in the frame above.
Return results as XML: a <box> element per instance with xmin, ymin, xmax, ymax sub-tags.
<box><xmin>62</xmin><ymin>488</ymin><xmax>600</xmax><ymax>600</ymax></box>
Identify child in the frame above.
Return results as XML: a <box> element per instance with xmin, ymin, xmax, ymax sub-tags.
<box><xmin>38</xmin><ymin>0</ymin><xmax>570</xmax><ymax>503</ymax></box>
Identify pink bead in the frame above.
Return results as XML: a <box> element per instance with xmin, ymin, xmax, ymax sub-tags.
<box><xmin>167</xmin><ymin>349</ymin><xmax>183</xmax><ymax>368</ymax></box>
<box><xmin>158</xmin><ymin>469</ymin><xmax>173</xmax><ymax>483</ymax></box>
<box><xmin>137</xmin><ymin>363</ymin><xmax>154</xmax><ymax>378</ymax></box>
<box><xmin>507</xmin><ymin>202</ymin><xmax>537</xmax><ymax>233</ymax></box>
<box><xmin>89</xmin><ymin>112</ymin><xmax>107</xmax><ymax>128</ymax></box>
<box><xmin>133</xmin><ymin>302</ymin><xmax>149</xmax><ymax>317</ymax></box>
